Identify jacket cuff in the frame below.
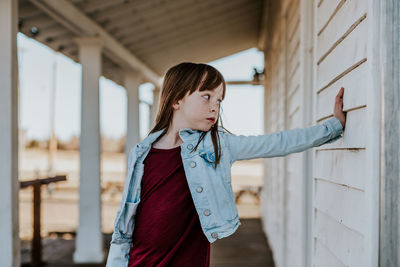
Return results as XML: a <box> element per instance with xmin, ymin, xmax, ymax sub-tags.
<box><xmin>324</xmin><ymin>117</ymin><xmax>343</xmax><ymax>138</ymax></box>
<box><xmin>105</xmin><ymin>241</ymin><xmax>131</xmax><ymax>267</ymax></box>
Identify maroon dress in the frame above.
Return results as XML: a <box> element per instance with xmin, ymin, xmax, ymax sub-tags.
<box><xmin>128</xmin><ymin>144</ymin><xmax>210</xmax><ymax>267</ymax></box>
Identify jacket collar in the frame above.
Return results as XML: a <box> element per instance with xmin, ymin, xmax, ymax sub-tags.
<box><xmin>136</xmin><ymin>127</ymin><xmax>202</xmax><ymax>154</ymax></box>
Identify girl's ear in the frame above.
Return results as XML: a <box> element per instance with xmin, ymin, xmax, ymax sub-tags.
<box><xmin>172</xmin><ymin>99</ymin><xmax>183</xmax><ymax>110</ymax></box>
<box><xmin>172</xmin><ymin>100</ymin><xmax>180</xmax><ymax>110</ymax></box>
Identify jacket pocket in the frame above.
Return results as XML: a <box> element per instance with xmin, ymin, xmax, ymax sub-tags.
<box><xmin>118</xmin><ymin>200</ymin><xmax>140</xmax><ymax>237</ymax></box>
<box><xmin>199</xmin><ymin>150</ymin><xmax>215</xmax><ymax>163</ymax></box>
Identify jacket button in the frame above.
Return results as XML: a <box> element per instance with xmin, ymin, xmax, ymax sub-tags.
<box><xmin>190</xmin><ymin>161</ymin><xmax>196</xmax><ymax>168</ymax></box>
<box><xmin>196</xmin><ymin>186</ymin><xmax>203</xmax><ymax>193</ymax></box>
<box><xmin>187</xmin><ymin>144</ymin><xmax>194</xmax><ymax>150</ymax></box>
<box><xmin>211</xmin><ymin>232</ymin><xmax>218</xmax><ymax>239</ymax></box>
<box><xmin>204</xmin><ymin>209</ymin><xmax>211</xmax><ymax>216</ymax></box>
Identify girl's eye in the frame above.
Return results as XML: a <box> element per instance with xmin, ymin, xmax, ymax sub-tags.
<box><xmin>203</xmin><ymin>94</ymin><xmax>222</xmax><ymax>104</ymax></box>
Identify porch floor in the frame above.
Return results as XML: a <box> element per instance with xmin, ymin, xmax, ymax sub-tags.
<box><xmin>21</xmin><ymin>218</ymin><xmax>275</xmax><ymax>267</ymax></box>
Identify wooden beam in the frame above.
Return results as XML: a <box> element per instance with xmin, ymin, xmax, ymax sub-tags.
<box><xmin>76</xmin><ymin>0</ymin><xmax>126</xmax><ymax>14</ymax></box>
<box><xmin>29</xmin><ymin>0</ymin><xmax>161</xmax><ymax>85</ymax></box>
<box><xmin>127</xmin><ymin>8</ymin><xmax>260</xmax><ymax>55</ymax></box>
<box><xmin>90</xmin><ymin>0</ymin><xmax>163</xmax><ymax>22</ymax></box>
<box><xmin>104</xmin><ymin>0</ymin><xmax>205</xmax><ymax>33</ymax></box>
<box><xmin>118</xmin><ymin>0</ymin><xmax>258</xmax><ymax>46</ymax></box>
<box><xmin>226</xmin><ymin>80</ymin><xmax>263</xmax><ymax>86</ymax></box>
<box><xmin>257</xmin><ymin>0</ymin><xmax>269</xmax><ymax>51</ymax></box>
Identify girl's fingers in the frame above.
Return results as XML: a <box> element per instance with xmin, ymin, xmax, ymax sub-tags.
<box><xmin>337</xmin><ymin>87</ymin><xmax>344</xmax><ymax>96</ymax></box>
<box><xmin>336</xmin><ymin>87</ymin><xmax>344</xmax><ymax>106</ymax></box>
<box><xmin>334</xmin><ymin>87</ymin><xmax>345</xmax><ymax>114</ymax></box>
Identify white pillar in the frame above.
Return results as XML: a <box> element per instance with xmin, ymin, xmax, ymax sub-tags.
<box><xmin>150</xmin><ymin>86</ymin><xmax>161</xmax><ymax>129</ymax></box>
<box><xmin>124</xmin><ymin>70</ymin><xmax>142</xmax><ymax>158</ymax></box>
<box><xmin>299</xmin><ymin>0</ymin><xmax>314</xmax><ymax>266</ymax></box>
<box><xmin>73</xmin><ymin>37</ymin><xmax>104</xmax><ymax>263</ymax></box>
<box><xmin>0</xmin><ymin>1</ymin><xmax>19</xmax><ymax>266</ymax></box>
<box><xmin>380</xmin><ymin>0</ymin><xmax>400</xmax><ymax>265</ymax></box>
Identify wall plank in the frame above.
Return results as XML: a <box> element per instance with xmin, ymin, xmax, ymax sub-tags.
<box><xmin>317</xmin><ymin>15</ymin><xmax>368</xmax><ymax>91</ymax></box>
<box><xmin>315</xmin><ymin>179</ymin><xmax>365</xmax><ymax>234</ymax></box>
<box><xmin>318</xmin><ymin>108</ymin><xmax>367</xmax><ymax>149</ymax></box>
<box><xmin>317</xmin><ymin>0</ymin><xmax>367</xmax><ymax>61</ymax></box>
<box><xmin>314</xmin><ymin>209</ymin><xmax>364</xmax><ymax>266</ymax></box>
<box><xmin>317</xmin><ymin>0</ymin><xmax>343</xmax><ymax>34</ymax></box>
<box><xmin>316</xmin><ymin>61</ymin><xmax>367</xmax><ymax>119</ymax></box>
<box><xmin>314</xmin><ymin>238</ymin><xmax>347</xmax><ymax>267</ymax></box>
<box><xmin>315</xmin><ymin>149</ymin><xmax>366</xmax><ymax>190</ymax></box>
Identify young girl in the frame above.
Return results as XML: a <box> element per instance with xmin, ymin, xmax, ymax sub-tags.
<box><xmin>106</xmin><ymin>62</ymin><xmax>346</xmax><ymax>267</ymax></box>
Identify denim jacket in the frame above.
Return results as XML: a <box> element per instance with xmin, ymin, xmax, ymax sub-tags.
<box><xmin>105</xmin><ymin>116</ymin><xmax>343</xmax><ymax>266</ymax></box>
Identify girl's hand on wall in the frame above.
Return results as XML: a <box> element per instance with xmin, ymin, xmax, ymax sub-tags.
<box><xmin>334</xmin><ymin>87</ymin><xmax>346</xmax><ymax>130</ymax></box>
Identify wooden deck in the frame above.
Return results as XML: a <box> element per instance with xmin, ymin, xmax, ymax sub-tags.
<box><xmin>22</xmin><ymin>218</ymin><xmax>275</xmax><ymax>267</ymax></box>
<box><xmin>210</xmin><ymin>218</ymin><xmax>275</xmax><ymax>267</ymax></box>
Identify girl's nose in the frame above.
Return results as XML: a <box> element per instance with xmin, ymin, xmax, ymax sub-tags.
<box><xmin>210</xmin><ymin>104</ymin><xmax>218</xmax><ymax>112</ymax></box>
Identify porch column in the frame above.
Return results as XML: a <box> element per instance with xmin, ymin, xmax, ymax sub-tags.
<box><xmin>124</xmin><ymin>70</ymin><xmax>142</xmax><ymax>158</ymax></box>
<box><xmin>150</xmin><ymin>85</ymin><xmax>161</xmax><ymax>129</ymax></box>
<box><xmin>0</xmin><ymin>1</ymin><xmax>19</xmax><ymax>266</ymax></box>
<box><xmin>299</xmin><ymin>0</ymin><xmax>315</xmax><ymax>266</ymax></box>
<box><xmin>73</xmin><ymin>37</ymin><xmax>104</xmax><ymax>263</ymax></box>
<box><xmin>380</xmin><ymin>0</ymin><xmax>400</xmax><ymax>265</ymax></box>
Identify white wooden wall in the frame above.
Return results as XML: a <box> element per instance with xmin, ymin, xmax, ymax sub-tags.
<box><xmin>260</xmin><ymin>0</ymin><xmax>380</xmax><ymax>266</ymax></box>
<box><xmin>284</xmin><ymin>0</ymin><xmax>309</xmax><ymax>266</ymax></box>
<box><xmin>261</xmin><ymin>1</ymin><xmax>289</xmax><ymax>265</ymax></box>
<box><xmin>313</xmin><ymin>0</ymin><xmax>379</xmax><ymax>266</ymax></box>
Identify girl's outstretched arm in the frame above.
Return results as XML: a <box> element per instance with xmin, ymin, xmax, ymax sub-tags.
<box><xmin>224</xmin><ymin>87</ymin><xmax>346</xmax><ymax>164</ymax></box>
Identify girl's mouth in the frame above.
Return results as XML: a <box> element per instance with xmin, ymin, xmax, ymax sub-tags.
<box><xmin>207</xmin><ymin>118</ymin><xmax>215</xmax><ymax>123</ymax></box>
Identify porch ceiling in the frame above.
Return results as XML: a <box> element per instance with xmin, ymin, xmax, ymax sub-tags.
<box><xmin>18</xmin><ymin>0</ymin><xmax>265</xmax><ymax>86</ymax></box>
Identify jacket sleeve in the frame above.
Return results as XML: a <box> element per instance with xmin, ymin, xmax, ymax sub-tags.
<box><xmin>105</xmin><ymin>232</ymin><xmax>132</xmax><ymax>267</ymax></box>
<box><xmin>224</xmin><ymin>116</ymin><xmax>344</xmax><ymax>164</ymax></box>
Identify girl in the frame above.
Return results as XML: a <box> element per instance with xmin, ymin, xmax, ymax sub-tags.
<box><xmin>106</xmin><ymin>62</ymin><xmax>346</xmax><ymax>267</ymax></box>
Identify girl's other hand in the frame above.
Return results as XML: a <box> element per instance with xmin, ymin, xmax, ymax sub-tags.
<box><xmin>333</xmin><ymin>87</ymin><xmax>346</xmax><ymax>130</ymax></box>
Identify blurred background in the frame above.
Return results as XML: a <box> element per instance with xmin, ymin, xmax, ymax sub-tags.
<box><xmin>18</xmin><ymin>33</ymin><xmax>265</xmax><ymax>239</ymax></box>
<box><xmin>16</xmin><ymin>5</ymin><xmax>267</xmax><ymax>265</ymax></box>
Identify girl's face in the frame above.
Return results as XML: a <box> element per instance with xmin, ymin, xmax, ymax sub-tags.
<box><xmin>172</xmin><ymin>83</ymin><xmax>224</xmax><ymax>132</ymax></box>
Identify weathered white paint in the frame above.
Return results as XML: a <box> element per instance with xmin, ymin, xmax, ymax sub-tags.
<box><xmin>378</xmin><ymin>0</ymin><xmax>400</xmax><ymax>265</ymax></box>
<box><xmin>73</xmin><ymin>37</ymin><xmax>104</xmax><ymax>263</ymax></box>
<box><xmin>299</xmin><ymin>0</ymin><xmax>315</xmax><ymax>266</ymax></box>
<box><xmin>316</xmin><ymin>18</ymin><xmax>368</xmax><ymax>91</ymax></box>
<box><xmin>317</xmin><ymin>62</ymin><xmax>367</xmax><ymax>119</ymax></box>
<box><xmin>261</xmin><ymin>2</ymin><xmax>288</xmax><ymax>265</ymax></box>
<box><xmin>260</xmin><ymin>0</ymin><xmax>381</xmax><ymax>266</ymax></box>
<box><xmin>364</xmin><ymin>0</ymin><xmax>381</xmax><ymax>266</ymax></box>
<box><xmin>314</xmin><ymin>0</ymin><xmax>378</xmax><ymax>266</ymax></box>
<box><xmin>284</xmin><ymin>1</ymin><xmax>301</xmax><ymax>267</ymax></box>
<box><xmin>124</xmin><ymin>70</ymin><xmax>142</xmax><ymax>158</ymax></box>
<box><xmin>0</xmin><ymin>1</ymin><xmax>20</xmax><ymax>266</ymax></box>
<box><xmin>314</xmin><ymin>149</ymin><xmax>366</xmax><ymax>190</ymax></box>
<box><xmin>316</xmin><ymin>0</ymin><xmax>367</xmax><ymax>63</ymax></box>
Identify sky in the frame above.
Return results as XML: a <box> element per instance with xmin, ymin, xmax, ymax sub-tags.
<box><xmin>17</xmin><ymin>33</ymin><xmax>264</xmax><ymax>142</ymax></box>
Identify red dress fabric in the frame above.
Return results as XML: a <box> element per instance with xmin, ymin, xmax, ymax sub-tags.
<box><xmin>128</xmin><ymin>145</ymin><xmax>210</xmax><ymax>267</ymax></box>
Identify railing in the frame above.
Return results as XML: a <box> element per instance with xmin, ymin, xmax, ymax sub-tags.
<box><xmin>20</xmin><ymin>175</ymin><xmax>67</xmax><ymax>267</ymax></box>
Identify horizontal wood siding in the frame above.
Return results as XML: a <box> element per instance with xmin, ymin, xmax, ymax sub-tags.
<box><xmin>261</xmin><ymin>1</ymin><xmax>288</xmax><ymax>265</ymax></box>
<box><xmin>313</xmin><ymin>0</ymin><xmax>371</xmax><ymax>266</ymax></box>
<box><xmin>285</xmin><ymin>0</ymin><xmax>307</xmax><ymax>267</ymax></box>
<box><xmin>261</xmin><ymin>0</ymin><xmax>379</xmax><ymax>266</ymax></box>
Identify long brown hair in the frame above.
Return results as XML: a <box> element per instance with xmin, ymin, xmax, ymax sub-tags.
<box><xmin>149</xmin><ymin>62</ymin><xmax>233</xmax><ymax>169</ymax></box>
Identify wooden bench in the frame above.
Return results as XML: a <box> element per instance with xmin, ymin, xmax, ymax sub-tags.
<box><xmin>234</xmin><ymin>185</ymin><xmax>263</xmax><ymax>204</ymax></box>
